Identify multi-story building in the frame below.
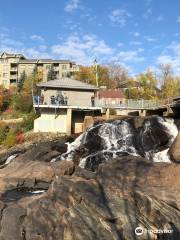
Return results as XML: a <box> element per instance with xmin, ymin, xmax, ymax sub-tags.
<box><xmin>0</xmin><ymin>52</ymin><xmax>79</xmax><ymax>88</ymax></box>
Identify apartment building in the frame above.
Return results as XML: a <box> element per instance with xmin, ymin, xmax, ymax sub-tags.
<box><xmin>0</xmin><ymin>52</ymin><xmax>79</xmax><ymax>88</ymax></box>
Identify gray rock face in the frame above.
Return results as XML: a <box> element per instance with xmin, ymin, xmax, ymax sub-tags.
<box><xmin>169</xmin><ymin>132</ymin><xmax>180</xmax><ymax>163</ymax></box>
<box><xmin>0</xmin><ymin>154</ymin><xmax>179</xmax><ymax>240</ymax></box>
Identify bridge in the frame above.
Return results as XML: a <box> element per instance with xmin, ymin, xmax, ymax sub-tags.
<box><xmin>33</xmin><ymin>96</ymin><xmax>180</xmax><ymax>115</ymax></box>
<box><xmin>33</xmin><ymin>95</ymin><xmax>180</xmax><ymax>134</ymax></box>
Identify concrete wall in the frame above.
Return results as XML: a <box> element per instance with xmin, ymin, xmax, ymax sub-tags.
<box><xmin>41</xmin><ymin>88</ymin><xmax>95</xmax><ymax>106</ymax></box>
<box><xmin>34</xmin><ymin>110</ymin><xmax>67</xmax><ymax>133</ymax></box>
<box><xmin>18</xmin><ymin>64</ymin><xmax>36</xmax><ymax>78</ymax></box>
<box><xmin>34</xmin><ymin>109</ymin><xmax>100</xmax><ymax>134</ymax></box>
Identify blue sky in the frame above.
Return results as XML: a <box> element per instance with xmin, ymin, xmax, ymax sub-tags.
<box><xmin>0</xmin><ymin>0</ymin><xmax>180</xmax><ymax>75</ymax></box>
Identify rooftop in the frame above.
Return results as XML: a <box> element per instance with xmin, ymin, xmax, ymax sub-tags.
<box><xmin>19</xmin><ymin>59</ymin><xmax>75</xmax><ymax>64</ymax></box>
<box><xmin>0</xmin><ymin>52</ymin><xmax>76</xmax><ymax>64</ymax></box>
<box><xmin>99</xmin><ymin>89</ymin><xmax>124</xmax><ymax>99</ymax></box>
<box><xmin>37</xmin><ymin>78</ymin><xmax>99</xmax><ymax>91</ymax></box>
<box><xmin>0</xmin><ymin>52</ymin><xmax>25</xmax><ymax>58</ymax></box>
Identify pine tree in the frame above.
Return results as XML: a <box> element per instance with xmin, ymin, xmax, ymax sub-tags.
<box><xmin>18</xmin><ymin>71</ymin><xmax>26</xmax><ymax>92</ymax></box>
<box><xmin>47</xmin><ymin>65</ymin><xmax>56</xmax><ymax>81</ymax></box>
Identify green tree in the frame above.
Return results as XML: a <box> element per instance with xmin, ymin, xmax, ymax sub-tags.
<box><xmin>18</xmin><ymin>71</ymin><xmax>26</xmax><ymax>92</ymax></box>
<box><xmin>47</xmin><ymin>65</ymin><xmax>56</xmax><ymax>81</ymax></box>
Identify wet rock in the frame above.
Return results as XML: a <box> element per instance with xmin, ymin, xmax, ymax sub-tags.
<box><xmin>169</xmin><ymin>132</ymin><xmax>180</xmax><ymax>163</ymax></box>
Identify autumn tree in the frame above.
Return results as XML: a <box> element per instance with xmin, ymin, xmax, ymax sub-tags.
<box><xmin>159</xmin><ymin>64</ymin><xmax>176</xmax><ymax>98</ymax></box>
<box><xmin>0</xmin><ymin>86</ymin><xmax>16</xmax><ymax>112</ymax></box>
<box><xmin>107</xmin><ymin>62</ymin><xmax>129</xmax><ymax>88</ymax></box>
<box><xmin>75</xmin><ymin>65</ymin><xmax>113</xmax><ymax>88</ymax></box>
<box><xmin>137</xmin><ymin>70</ymin><xmax>158</xmax><ymax>99</ymax></box>
<box><xmin>125</xmin><ymin>70</ymin><xmax>158</xmax><ymax>100</ymax></box>
<box><xmin>74</xmin><ymin>66</ymin><xmax>95</xmax><ymax>84</ymax></box>
<box><xmin>12</xmin><ymin>68</ymin><xmax>43</xmax><ymax>113</ymax></box>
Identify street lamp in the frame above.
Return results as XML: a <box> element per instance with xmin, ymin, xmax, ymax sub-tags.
<box><xmin>94</xmin><ymin>59</ymin><xmax>99</xmax><ymax>87</ymax></box>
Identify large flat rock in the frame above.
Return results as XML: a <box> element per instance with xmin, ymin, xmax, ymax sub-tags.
<box><xmin>0</xmin><ymin>156</ymin><xmax>178</xmax><ymax>240</ymax></box>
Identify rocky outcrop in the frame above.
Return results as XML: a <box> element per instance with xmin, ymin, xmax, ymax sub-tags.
<box><xmin>0</xmin><ymin>116</ymin><xmax>179</xmax><ymax>240</ymax></box>
<box><xmin>0</xmin><ymin>153</ymin><xmax>179</xmax><ymax>239</ymax></box>
<box><xmin>169</xmin><ymin>132</ymin><xmax>180</xmax><ymax>163</ymax></box>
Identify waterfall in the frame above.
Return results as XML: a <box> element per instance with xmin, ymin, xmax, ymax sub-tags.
<box><xmin>62</xmin><ymin>116</ymin><xmax>178</xmax><ymax>171</ymax></box>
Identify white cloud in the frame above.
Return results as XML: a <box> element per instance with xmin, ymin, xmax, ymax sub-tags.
<box><xmin>64</xmin><ymin>0</ymin><xmax>81</xmax><ymax>13</ymax></box>
<box><xmin>115</xmin><ymin>49</ymin><xmax>145</xmax><ymax>62</ymax></box>
<box><xmin>177</xmin><ymin>16</ymin><xmax>180</xmax><ymax>23</ymax></box>
<box><xmin>30</xmin><ymin>34</ymin><xmax>44</xmax><ymax>41</ymax></box>
<box><xmin>0</xmin><ymin>29</ymin><xmax>50</xmax><ymax>59</ymax></box>
<box><xmin>51</xmin><ymin>34</ymin><xmax>113</xmax><ymax>64</ymax></box>
<box><xmin>144</xmin><ymin>36</ymin><xmax>157</xmax><ymax>42</ymax></box>
<box><xmin>157</xmin><ymin>42</ymin><xmax>180</xmax><ymax>74</ymax></box>
<box><xmin>109</xmin><ymin>9</ymin><xmax>131</xmax><ymax>27</ymax></box>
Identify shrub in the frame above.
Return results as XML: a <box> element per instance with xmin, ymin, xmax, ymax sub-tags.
<box><xmin>21</xmin><ymin>111</ymin><xmax>37</xmax><ymax>132</ymax></box>
<box><xmin>12</xmin><ymin>93</ymin><xmax>33</xmax><ymax>113</ymax></box>
<box><xmin>4</xmin><ymin>130</ymin><xmax>16</xmax><ymax>147</ymax></box>
<box><xmin>16</xmin><ymin>132</ymin><xmax>25</xmax><ymax>144</ymax></box>
<box><xmin>0</xmin><ymin>122</ymin><xmax>9</xmax><ymax>144</ymax></box>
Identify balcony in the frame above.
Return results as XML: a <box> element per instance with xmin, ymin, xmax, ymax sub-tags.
<box><xmin>33</xmin><ymin>95</ymin><xmax>68</xmax><ymax>106</ymax></box>
<box><xmin>10</xmin><ymin>79</ymin><xmax>17</xmax><ymax>84</ymax></box>
<box><xmin>33</xmin><ymin>95</ymin><xmax>101</xmax><ymax>111</ymax></box>
<box><xmin>10</xmin><ymin>73</ymin><xmax>17</xmax><ymax>79</ymax></box>
<box><xmin>10</xmin><ymin>67</ymin><xmax>18</xmax><ymax>72</ymax></box>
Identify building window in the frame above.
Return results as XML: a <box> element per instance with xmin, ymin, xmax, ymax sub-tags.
<box><xmin>1</xmin><ymin>59</ymin><xmax>8</xmax><ymax>63</ymax></box>
<box><xmin>46</xmin><ymin>65</ymin><xmax>51</xmax><ymax>70</ymax></box>
<box><xmin>3</xmin><ymin>80</ymin><xmax>7</xmax><ymax>85</ymax></box>
<box><xmin>62</xmin><ymin>64</ymin><xmax>67</xmax><ymax>70</ymax></box>
<box><xmin>3</xmin><ymin>73</ymin><xmax>8</xmax><ymax>78</ymax></box>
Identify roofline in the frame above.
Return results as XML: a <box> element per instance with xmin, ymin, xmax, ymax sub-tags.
<box><xmin>37</xmin><ymin>84</ymin><xmax>99</xmax><ymax>91</ymax></box>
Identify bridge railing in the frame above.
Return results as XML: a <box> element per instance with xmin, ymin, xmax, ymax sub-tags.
<box><xmin>95</xmin><ymin>99</ymin><xmax>169</xmax><ymax>109</ymax></box>
<box><xmin>33</xmin><ymin>95</ymin><xmax>173</xmax><ymax>110</ymax></box>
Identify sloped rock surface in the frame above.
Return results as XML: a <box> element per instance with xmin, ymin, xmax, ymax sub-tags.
<box><xmin>0</xmin><ymin>155</ymin><xmax>179</xmax><ymax>240</ymax></box>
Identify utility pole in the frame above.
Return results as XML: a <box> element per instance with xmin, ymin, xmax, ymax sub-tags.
<box><xmin>94</xmin><ymin>59</ymin><xmax>99</xmax><ymax>87</ymax></box>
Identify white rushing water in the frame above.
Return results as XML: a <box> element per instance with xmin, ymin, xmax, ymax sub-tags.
<box><xmin>4</xmin><ymin>154</ymin><xmax>18</xmax><ymax>166</ymax></box>
<box><xmin>150</xmin><ymin>117</ymin><xmax>178</xmax><ymax>162</ymax></box>
<box><xmin>62</xmin><ymin>117</ymin><xmax>179</xmax><ymax>170</ymax></box>
<box><xmin>153</xmin><ymin>149</ymin><xmax>171</xmax><ymax>163</ymax></box>
<box><xmin>31</xmin><ymin>190</ymin><xmax>46</xmax><ymax>194</ymax></box>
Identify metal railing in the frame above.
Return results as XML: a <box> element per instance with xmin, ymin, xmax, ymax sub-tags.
<box><xmin>33</xmin><ymin>96</ymin><xmax>175</xmax><ymax>110</ymax></box>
